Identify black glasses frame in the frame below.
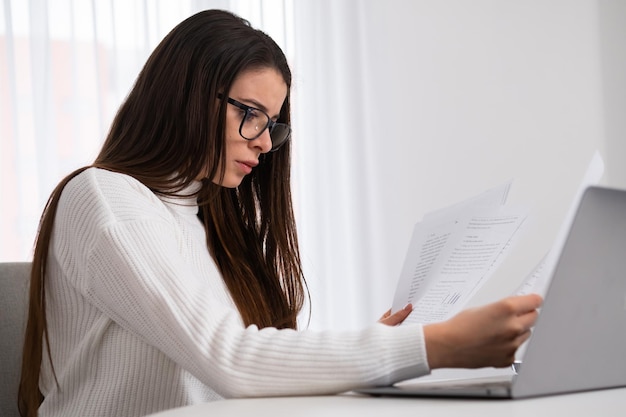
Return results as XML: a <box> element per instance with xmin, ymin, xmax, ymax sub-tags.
<box><xmin>220</xmin><ymin>96</ymin><xmax>291</xmax><ymax>151</ymax></box>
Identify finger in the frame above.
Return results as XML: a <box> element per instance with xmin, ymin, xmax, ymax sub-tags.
<box><xmin>378</xmin><ymin>309</ymin><xmax>392</xmax><ymax>321</ymax></box>
<box><xmin>516</xmin><ymin>309</ymin><xmax>539</xmax><ymax>330</ymax></box>
<box><xmin>507</xmin><ymin>293</ymin><xmax>543</xmax><ymax>315</ymax></box>
<box><xmin>379</xmin><ymin>304</ymin><xmax>412</xmax><ymax>326</ymax></box>
<box><xmin>512</xmin><ymin>328</ymin><xmax>533</xmax><ymax>347</ymax></box>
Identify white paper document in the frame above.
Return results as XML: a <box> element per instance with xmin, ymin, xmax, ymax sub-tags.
<box><xmin>391</xmin><ymin>182</ymin><xmax>529</xmax><ymax>324</ymax></box>
<box><xmin>391</xmin><ymin>152</ymin><xmax>605</xmax><ymax>325</ymax></box>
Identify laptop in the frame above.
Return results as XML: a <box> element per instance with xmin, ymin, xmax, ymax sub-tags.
<box><xmin>359</xmin><ymin>185</ymin><xmax>626</xmax><ymax>399</ymax></box>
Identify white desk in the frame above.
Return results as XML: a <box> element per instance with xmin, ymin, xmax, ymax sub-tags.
<box><xmin>148</xmin><ymin>388</ymin><xmax>626</xmax><ymax>417</ymax></box>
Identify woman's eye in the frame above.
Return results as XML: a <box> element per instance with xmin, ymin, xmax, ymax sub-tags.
<box><xmin>244</xmin><ymin>109</ymin><xmax>259</xmax><ymax>122</ymax></box>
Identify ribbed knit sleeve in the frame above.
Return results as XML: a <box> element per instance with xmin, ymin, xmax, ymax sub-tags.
<box><xmin>42</xmin><ymin>168</ymin><xmax>430</xmax><ymax>416</ymax></box>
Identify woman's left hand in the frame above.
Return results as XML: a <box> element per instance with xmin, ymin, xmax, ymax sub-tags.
<box><xmin>378</xmin><ymin>304</ymin><xmax>413</xmax><ymax>326</ymax></box>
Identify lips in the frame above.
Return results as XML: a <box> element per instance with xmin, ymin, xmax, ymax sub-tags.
<box><xmin>236</xmin><ymin>160</ymin><xmax>258</xmax><ymax>175</ymax></box>
<box><xmin>240</xmin><ymin>160</ymin><xmax>259</xmax><ymax>168</ymax></box>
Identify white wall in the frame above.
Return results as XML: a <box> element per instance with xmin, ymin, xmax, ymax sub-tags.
<box><xmin>292</xmin><ymin>0</ymin><xmax>626</xmax><ymax>329</ymax></box>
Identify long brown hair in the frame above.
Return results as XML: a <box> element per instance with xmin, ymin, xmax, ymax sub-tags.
<box><xmin>18</xmin><ymin>10</ymin><xmax>307</xmax><ymax>416</ymax></box>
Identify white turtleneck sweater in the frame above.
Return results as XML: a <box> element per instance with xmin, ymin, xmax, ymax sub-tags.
<box><xmin>39</xmin><ymin>167</ymin><xmax>430</xmax><ymax>416</ymax></box>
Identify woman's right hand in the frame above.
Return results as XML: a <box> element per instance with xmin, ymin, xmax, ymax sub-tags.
<box><xmin>423</xmin><ymin>293</ymin><xmax>542</xmax><ymax>369</ymax></box>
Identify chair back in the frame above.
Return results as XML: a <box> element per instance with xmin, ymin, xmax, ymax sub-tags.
<box><xmin>0</xmin><ymin>262</ymin><xmax>31</xmax><ymax>417</ymax></box>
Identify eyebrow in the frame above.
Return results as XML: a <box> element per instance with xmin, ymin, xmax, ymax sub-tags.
<box><xmin>237</xmin><ymin>97</ymin><xmax>281</xmax><ymax>120</ymax></box>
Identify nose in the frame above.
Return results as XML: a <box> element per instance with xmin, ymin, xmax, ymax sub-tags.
<box><xmin>250</xmin><ymin>128</ymin><xmax>273</xmax><ymax>153</ymax></box>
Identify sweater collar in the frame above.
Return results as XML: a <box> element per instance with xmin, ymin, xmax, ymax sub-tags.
<box><xmin>158</xmin><ymin>181</ymin><xmax>202</xmax><ymax>215</ymax></box>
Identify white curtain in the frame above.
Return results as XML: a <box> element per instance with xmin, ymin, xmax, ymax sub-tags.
<box><xmin>290</xmin><ymin>1</ymin><xmax>392</xmax><ymax>330</ymax></box>
<box><xmin>0</xmin><ymin>0</ymin><xmax>370</xmax><ymax>331</ymax></box>
<box><xmin>0</xmin><ymin>0</ymin><xmax>294</xmax><ymax>259</ymax></box>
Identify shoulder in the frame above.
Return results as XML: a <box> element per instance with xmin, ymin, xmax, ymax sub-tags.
<box><xmin>59</xmin><ymin>168</ymin><xmax>170</xmax><ymax>226</ymax></box>
<box><xmin>53</xmin><ymin>168</ymin><xmax>177</xmax><ymax>266</ymax></box>
<box><xmin>65</xmin><ymin>167</ymin><xmax>152</xmax><ymax>199</ymax></box>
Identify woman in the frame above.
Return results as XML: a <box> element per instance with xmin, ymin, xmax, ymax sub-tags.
<box><xmin>18</xmin><ymin>9</ymin><xmax>541</xmax><ymax>417</ymax></box>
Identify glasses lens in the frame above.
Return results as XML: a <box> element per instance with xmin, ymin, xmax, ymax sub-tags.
<box><xmin>270</xmin><ymin>123</ymin><xmax>291</xmax><ymax>150</ymax></box>
<box><xmin>240</xmin><ymin>110</ymin><xmax>269</xmax><ymax>140</ymax></box>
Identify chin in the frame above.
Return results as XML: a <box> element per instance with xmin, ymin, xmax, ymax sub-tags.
<box><xmin>212</xmin><ymin>177</ymin><xmax>243</xmax><ymax>188</ymax></box>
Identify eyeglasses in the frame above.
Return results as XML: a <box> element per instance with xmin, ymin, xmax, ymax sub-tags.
<box><xmin>222</xmin><ymin>96</ymin><xmax>291</xmax><ymax>151</ymax></box>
